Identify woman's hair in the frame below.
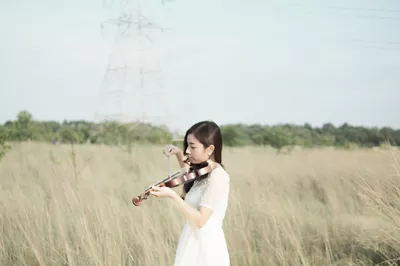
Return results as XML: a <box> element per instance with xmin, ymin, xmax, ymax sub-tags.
<box><xmin>181</xmin><ymin>121</ymin><xmax>224</xmax><ymax>198</ymax></box>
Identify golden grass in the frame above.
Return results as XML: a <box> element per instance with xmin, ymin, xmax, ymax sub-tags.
<box><xmin>1</xmin><ymin>142</ymin><xmax>400</xmax><ymax>266</ymax></box>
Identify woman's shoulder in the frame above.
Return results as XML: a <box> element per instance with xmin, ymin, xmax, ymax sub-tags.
<box><xmin>211</xmin><ymin>165</ymin><xmax>228</xmax><ymax>174</ymax></box>
<box><xmin>209</xmin><ymin>166</ymin><xmax>230</xmax><ymax>183</ymax></box>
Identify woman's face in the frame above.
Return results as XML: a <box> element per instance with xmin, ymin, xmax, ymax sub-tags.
<box><xmin>185</xmin><ymin>133</ymin><xmax>214</xmax><ymax>164</ymax></box>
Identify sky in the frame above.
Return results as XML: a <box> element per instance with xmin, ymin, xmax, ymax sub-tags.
<box><xmin>1</xmin><ymin>0</ymin><xmax>399</xmax><ymax>133</ymax></box>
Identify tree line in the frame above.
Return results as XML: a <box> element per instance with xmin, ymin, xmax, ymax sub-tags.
<box><xmin>1</xmin><ymin>111</ymin><xmax>399</xmax><ymax>152</ymax></box>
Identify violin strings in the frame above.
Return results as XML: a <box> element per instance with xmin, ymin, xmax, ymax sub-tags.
<box><xmin>168</xmin><ymin>155</ymin><xmax>171</xmax><ymax>178</ymax></box>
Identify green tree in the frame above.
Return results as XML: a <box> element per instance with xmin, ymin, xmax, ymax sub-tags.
<box><xmin>221</xmin><ymin>125</ymin><xmax>240</xmax><ymax>146</ymax></box>
<box><xmin>9</xmin><ymin>110</ymin><xmax>34</xmax><ymax>141</ymax></box>
<box><xmin>0</xmin><ymin>130</ymin><xmax>11</xmax><ymax>161</ymax></box>
<box><xmin>264</xmin><ymin>126</ymin><xmax>293</xmax><ymax>150</ymax></box>
<box><xmin>1</xmin><ymin>110</ymin><xmax>400</xmax><ymax>149</ymax></box>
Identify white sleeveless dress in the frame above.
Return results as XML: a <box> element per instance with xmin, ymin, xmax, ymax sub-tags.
<box><xmin>173</xmin><ymin>167</ymin><xmax>230</xmax><ymax>266</ymax></box>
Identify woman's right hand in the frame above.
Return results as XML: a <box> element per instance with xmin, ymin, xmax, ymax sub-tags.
<box><xmin>163</xmin><ymin>144</ymin><xmax>183</xmax><ymax>157</ymax></box>
<box><xmin>163</xmin><ymin>144</ymin><xmax>188</xmax><ymax>168</ymax></box>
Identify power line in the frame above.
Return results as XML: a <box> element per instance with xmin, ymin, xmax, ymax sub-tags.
<box><xmin>287</xmin><ymin>3</ymin><xmax>400</xmax><ymax>14</ymax></box>
<box><xmin>304</xmin><ymin>4</ymin><xmax>400</xmax><ymax>13</ymax></box>
<box><xmin>351</xmin><ymin>39</ymin><xmax>400</xmax><ymax>46</ymax></box>
<box><xmin>259</xmin><ymin>33</ymin><xmax>400</xmax><ymax>52</ymax></box>
<box><xmin>286</xmin><ymin>3</ymin><xmax>400</xmax><ymax>21</ymax></box>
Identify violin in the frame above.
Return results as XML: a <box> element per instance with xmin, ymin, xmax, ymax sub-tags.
<box><xmin>132</xmin><ymin>160</ymin><xmax>213</xmax><ymax>206</ymax></box>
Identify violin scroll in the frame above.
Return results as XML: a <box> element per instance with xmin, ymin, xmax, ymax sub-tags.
<box><xmin>132</xmin><ymin>196</ymin><xmax>143</xmax><ymax>206</ymax></box>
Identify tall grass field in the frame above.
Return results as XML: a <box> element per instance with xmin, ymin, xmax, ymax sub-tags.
<box><xmin>1</xmin><ymin>142</ymin><xmax>400</xmax><ymax>265</ymax></box>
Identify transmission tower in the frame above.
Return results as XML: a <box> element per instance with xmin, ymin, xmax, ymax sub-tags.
<box><xmin>95</xmin><ymin>0</ymin><xmax>173</xmax><ymax>127</ymax></box>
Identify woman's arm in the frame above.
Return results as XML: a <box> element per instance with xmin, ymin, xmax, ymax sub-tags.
<box><xmin>170</xmin><ymin>192</ymin><xmax>213</xmax><ymax>228</ymax></box>
<box><xmin>176</xmin><ymin>150</ymin><xmax>190</xmax><ymax>171</ymax></box>
<box><xmin>151</xmin><ymin>163</ymin><xmax>229</xmax><ymax>229</ymax></box>
<box><xmin>164</xmin><ymin>144</ymin><xmax>190</xmax><ymax>171</ymax></box>
<box><xmin>169</xmin><ymin>169</ymin><xmax>229</xmax><ymax>228</ymax></box>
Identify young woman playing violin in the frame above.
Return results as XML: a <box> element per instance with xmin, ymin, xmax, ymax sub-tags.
<box><xmin>150</xmin><ymin>120</ymin><xmax>230</xmax><ymax>266</ymax></box>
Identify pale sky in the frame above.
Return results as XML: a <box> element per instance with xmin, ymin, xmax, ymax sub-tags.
<box><xmin>1</xmin><ymin>0</ymin><xmax>399</xmax><ymax>133</ymax></box>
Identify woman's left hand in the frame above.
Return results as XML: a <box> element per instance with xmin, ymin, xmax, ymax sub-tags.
<box><xmin>150</xmin><ymin>186</ymin><xmax>177</xmax><ymax>199</ymax></box>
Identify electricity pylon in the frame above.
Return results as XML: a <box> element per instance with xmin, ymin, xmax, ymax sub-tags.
<box><xmin>95</xmin><ymin>0</ymin><xmax>173</xmax><ymax>127</ymax></box>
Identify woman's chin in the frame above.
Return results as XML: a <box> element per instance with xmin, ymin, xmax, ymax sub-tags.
<box><xmin>190</xmin><ymin>158</ymin><xmax>208</xmax><ymax>165</ymax></box>
<box><xmin>189</xmin><ymin>158</ymin><xmax>199</xmax><ymax>164</ymax></box>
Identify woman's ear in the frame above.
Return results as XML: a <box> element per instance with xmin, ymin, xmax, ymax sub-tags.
<box><xmin>207</xmin><ymin>145</ymin><xmax>215</xmax><ymax>156</ymax></box>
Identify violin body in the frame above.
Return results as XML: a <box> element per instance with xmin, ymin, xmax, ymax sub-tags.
<box><xmin>132</xmin><ymin>162</ymin><xmax>213</xmax><ymax>206</ymax></box>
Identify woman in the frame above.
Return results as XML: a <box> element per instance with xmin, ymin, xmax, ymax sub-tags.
<box><xmin>150</xmin><ymin>120</ymin><xmax>230</xmax><ymax>266</ymax></box>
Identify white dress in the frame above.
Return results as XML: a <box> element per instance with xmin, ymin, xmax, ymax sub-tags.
<box><xmin>173</xmin><ymin>166</ymin><xmax>230</xmax><ymax>266</ymax></box>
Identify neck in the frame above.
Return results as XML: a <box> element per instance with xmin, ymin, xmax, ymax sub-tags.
<box><xmin>190</xmin><ymin>161</ymin><xmax>209</xmax><ymax>169</ymax></box>
<box><xmin>190</xmin><ymin>159</ymin><xmax>218</xmax><ymax>170</ymax></box>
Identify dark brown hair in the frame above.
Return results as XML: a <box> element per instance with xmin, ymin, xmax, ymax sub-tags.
<box><xmin>181</xmin><ymin>121</ymin><xmax>224</xmax><ymax>198</ymax></box>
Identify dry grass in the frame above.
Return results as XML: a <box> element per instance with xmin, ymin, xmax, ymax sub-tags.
<box><xmin>1</xmin><ymin>142</ymin><xmax>400</xmax><ymax>266</ymax></box>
